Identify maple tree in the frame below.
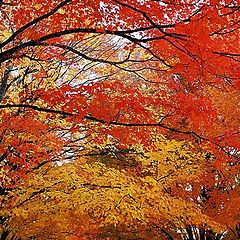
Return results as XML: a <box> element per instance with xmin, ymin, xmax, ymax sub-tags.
<box><xmin>1</xmin><ymin>139</ymin><xmax>239</xmax><ymax>239</ymax></box>
<box><xmin>0</xmin><ymin>0</ymin><xmax>239</xmax><ymax>239</ymax></box>
<box><xmin>0</xmin><ymin>141</ymin><xmax>226</xmax><ymax>239</ymax></box>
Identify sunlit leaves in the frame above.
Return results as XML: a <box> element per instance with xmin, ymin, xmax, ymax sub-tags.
<box><xmin>1</xmin><ymin>147</ymin><xmax>223</xmax><ymax>239</ymax></box>
<box><xmin>0</xmin><ymin>0</ymin><xmax>239</xmax><ymax>239</ymax></box>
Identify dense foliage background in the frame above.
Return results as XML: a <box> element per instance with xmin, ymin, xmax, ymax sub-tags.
<box><xmin>0</xmin><ymin>0</ymin><xmax>239</xmax><ymax>239</ymax></box>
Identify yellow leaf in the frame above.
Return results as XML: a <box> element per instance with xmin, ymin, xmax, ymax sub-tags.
<box><xmin>0</xmin><ymin>30</ymin><xmax>11</xmax><ymax>41</ymax></box>
<box><xmin>57</xmin><ymin>9</ymin><xmax>65</xmax><ymax>14</ymax></box>
<box><xmin>35</xmin><ymin>4</ymin><xmax>42</xmax><ymax>10</ymax></box>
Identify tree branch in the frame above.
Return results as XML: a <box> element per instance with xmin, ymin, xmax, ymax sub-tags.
<box><xmin>1</xmin><ymin>103</ymin><xmax>238</xmax><ymax>161</ymax></box>
<box><xmin>0</xmin><ymin>0</ymin><xmax>72</xmax><ymax>49</ymax></box>
<box><xmin>0</xmin><ymin>104</ymin><xmax>73</xmax><ymax>115</ymax></box>
<box><xmin>0</xmin><ymin>65</ymin><xmax>12</xmax><ymax>102</ymax></box>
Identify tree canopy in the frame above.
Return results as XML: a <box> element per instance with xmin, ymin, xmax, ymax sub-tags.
<box><xmin>0</xmin><ymin>0</ymin><xmax>239</xmax><ymax>239</ymax></box>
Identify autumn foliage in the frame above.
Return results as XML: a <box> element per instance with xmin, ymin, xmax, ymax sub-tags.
<box><xmin>0</xmin><ymin>0</ymin><xmax>239</xmax><ymax>239</ymax></box>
